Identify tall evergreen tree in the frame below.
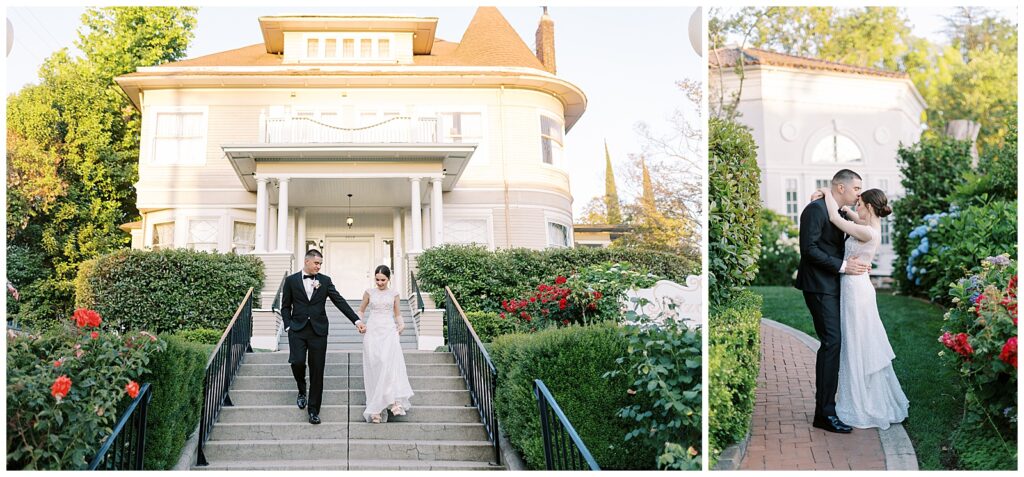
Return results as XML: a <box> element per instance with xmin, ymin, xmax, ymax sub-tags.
<box><xmin>604</xmin><ymin>140</ymin><xmax>623</xmax><ymax>224</ymax></box>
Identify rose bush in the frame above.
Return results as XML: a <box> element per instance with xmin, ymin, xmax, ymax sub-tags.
<box><xmin>939</xmin><ymin>255</ymin><xmax>1017</xmax><ymax>466</ymax></box>
<box><xmin>498</xmin><ymin>263</ymin><xmax>658</xmax><ymax>331</ymax></box>
<box><xmin>6</xmin><ymin>309</ymin><xmax>164</xmax><ymax>470</ymax></box>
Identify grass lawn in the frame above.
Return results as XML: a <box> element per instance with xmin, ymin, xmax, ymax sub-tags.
<box><xmin>751</xmin><ymin>286</ymin><xmax>962</xmax><ymax>470</ymax></box>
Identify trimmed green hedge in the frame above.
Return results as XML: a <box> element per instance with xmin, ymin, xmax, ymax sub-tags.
<box><xmin>75</xmin><ymin>249</ymin><xmax>263</xmax><ymax>334</ymax></box>
<box><xmin>753</xmin><ymin>209</ymin><xmax>800</xmax><ymax>287</ymax></box>
<box><xmin>173</xmin><ymin>328</ymin><xmax>224</xmax><ymax>346</ymax></box>
<box><xmin>709</xmin><ymin>117</ymin><xmax>762</xmax><ymax>306</ymax></box>
<box><xmin>142</xmin><ymin>335</ymin><xmax>211</xmax><ymax>469</ymax></box>
<box><xmin>490</xmin><ymin>323</ymin><xmax>657</xmax><ymax>470</ymax></box>
<box><xmin>416</xmin><ymin>244</ymin><xmax>697</xmax><ymax>313</ymax></box>
<box><xmin>464</xmin><ymin>311</ymin><xmax>521</xmax><ymax>343</ymax></box>
<box><xmin>708</xmin><ymin>291</ymin><xmax>762</xmax><ymax>467</ymax></box>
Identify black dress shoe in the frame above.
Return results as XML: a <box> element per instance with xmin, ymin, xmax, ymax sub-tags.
<box><xmin>812</xmin><ymin>415</ymin><xmax>852</xmax><ymax>433</ymax></box>
<box><xmin>296</xmin><ymin>393</ymin><xmax>307</xmax><ymax>410</ymax></box>
<box><xmin>308</xmin><ymin>413</ymin><xmax>321</xmax><ymax>425</ymax></box>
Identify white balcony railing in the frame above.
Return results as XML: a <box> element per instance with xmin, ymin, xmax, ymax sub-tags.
<box><xmin>262</xmin><ymin>115</ymin><xmax>441</xmax><ymax>144</ymax></box>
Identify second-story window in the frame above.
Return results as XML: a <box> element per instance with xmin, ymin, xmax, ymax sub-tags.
<box><xmin>325</xmin><ymin>38</ymin><xmax>337</xmax><ymax>58</ymax></box>
<box><xmin>441</xmin><ymin>112</ymin><xmax>482</xmax><ymax>144</ymax></box>
<box><xmin>152</xmin><ymin>111</ymin><xmax>206</xmax><ymax>165</ymax></box>
<box><xmin>342</xmin><ymin>38</ymin><xmax>355</xmax><ymax>58</ymax></box>
<box><xmin>540</xmin><ymin>115</ymin><xmax>564</xmax><ymax>165</ymax></box>
<box><xmin>306</xmin><ymin>38</ymin><xmax>319</xmax><ymax>57</ymax></box>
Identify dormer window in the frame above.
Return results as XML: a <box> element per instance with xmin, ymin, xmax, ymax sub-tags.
<box><xmin>300</xmin><ymin>33</ymin><xmax>396</xmax><ymax>62</ymax></box>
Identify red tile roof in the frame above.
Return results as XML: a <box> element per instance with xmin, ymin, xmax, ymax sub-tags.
<box><xmin>709</xmin><ymin>47</ymin><xmax>908</xmax><ymax>79</ymax></box>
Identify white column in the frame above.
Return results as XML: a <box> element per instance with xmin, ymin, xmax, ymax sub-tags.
<box><xmin>255</xmin><ymin>177</ymin><xmax>268</xmax><ymax>253</ymax></box>
<box><xmin>392</xmin><ymin>207</ymin><xmax>404</xmax><ymax>296</ymax></box>
<box><xmin>431</xmin><ymin>177</ymin><xmax>444</xmax><ymax>246</ymax></box>
<box><xmin>422</xmin><ymin>205</ymin><xmax>432</xmax><ymax>249</ymax></box>
<box><xmin>276</xmin><ymin>178</ymin><xmax>290</xmax><ymax>252</ymax></box>
<box><xmin>296</xmin><ymin>208</ymin><xmax>307</xmax><ymax>265</ymax></box>
<box><xmin>268</xmin><ymin>206</ymin><xmax>278</xmax><ymax>252</ymax></box>
<box><xmin>410</xmin><ymin>178</ymin><xmax>423</xmax><ymax>252</ymax></box>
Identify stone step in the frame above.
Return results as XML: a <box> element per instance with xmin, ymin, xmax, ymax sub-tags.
<box><xmin>242</xmin><ymin>351</ymin><xmax>454</xmax><ymax>365</ymax></box>
<box><xmin>231</xmin><ymin>375</ymin><xmax>466</xmax><ymax>391</ymax></box>
<box><xmin>207</xmin><ymin>421</ymin><xmax>487</xmax><ymax>442</ymax></box>
<box><xmin>278</xmin><ymin>343</ymin><xmax>418</xmax><ymax>351</ymax></box>
<box><xmin>194</xmin><ymin>459</ymin><xmax>502</xmax><ymax>471</ymax></box>
<box><xmin>348</xmin><ymin>439</ymin><xmax>496</xmax><ymax>462</ymax></box>
<box><xmin>229</xmin><ymin>389</ymin><xmax>472</xmax><ymax>407</ymax></box>
<box><xmin>200</xmin><ymin>438</ymin><xmax>348</xmax><ymax>462</ymax></box>
<box><xmin>277</xmin><ymin>335</ymin><xmax>418</xmax><ymax>344</ymax></box>
<box><xmin>216</xmin><ymin>405</ymin><xmax>481</xmax><ymax>424</ymax></box>
<box><xmin>237</xmin><ymin>363</ymin><xmax>460</xmax><ymax>377</ymax></box>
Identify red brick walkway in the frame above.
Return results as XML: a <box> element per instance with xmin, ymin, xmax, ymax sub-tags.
<box><xmin>739</xmin><ymin>321</ymin><xmax>886</xmax><ymax>470</ymax></box>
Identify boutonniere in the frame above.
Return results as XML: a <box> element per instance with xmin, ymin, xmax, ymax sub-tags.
<box><xmin>312</xmin><ymin>280</ymin><xmax>320</xmax><ymax>290</ymax></box>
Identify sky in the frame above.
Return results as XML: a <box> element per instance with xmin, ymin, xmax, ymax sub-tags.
<box><xmin>4</xmin><ymin>4</ymin><xmax>703</xmax><ymax>218</ymax></box>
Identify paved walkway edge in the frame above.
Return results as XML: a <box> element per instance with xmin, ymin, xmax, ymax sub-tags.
<box><xmin>760</xmin><ymin>318</ymin><xmax>919</xmax><ymax>471</ymax></box>
<box><xmin>712</xmin><ymin>428</ymin><xmax>751</xmax><ymax>470</ymax></box>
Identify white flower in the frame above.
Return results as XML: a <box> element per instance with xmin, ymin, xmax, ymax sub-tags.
<box><xmin>312</xmin><ymin>280</ymin><xmax>321</xmax><ymax>290</ymax></box>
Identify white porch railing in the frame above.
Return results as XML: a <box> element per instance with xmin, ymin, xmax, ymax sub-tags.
<box><xmin>262</xmin><ymin>115</ymin><xmax>441</xmax><ymax>144</ymax></box>
<box><xmin>623</xmin><ymin>276</ymin><xmax>703</xmax><ymax>329</ymax></box>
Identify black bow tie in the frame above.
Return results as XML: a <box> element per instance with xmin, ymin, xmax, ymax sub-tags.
<box><xmin>303</xmin><ymin>275</ymin><xmax>316</xmax><ymax>280</ymax></box>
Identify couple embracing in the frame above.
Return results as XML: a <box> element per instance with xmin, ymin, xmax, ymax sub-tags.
<box><xmin>796</xmin><ymin>169</ymin><xmax>909</xmax><ymax>433</ymax></box>
<box><xmin>280</xmin><ymin>249</ymin><xmax>414</xmax><ymax>425</ymax></box>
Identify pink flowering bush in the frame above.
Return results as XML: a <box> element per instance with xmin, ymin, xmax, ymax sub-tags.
<box><xmin>6</xmin><ymin>310</ymin><xmax>164</xmax><ymax>469</ymax></box>
<box><xmin>940</xmin><ymin>255</ymin><xmax>1017</xmax><ymax>439</ymax></box>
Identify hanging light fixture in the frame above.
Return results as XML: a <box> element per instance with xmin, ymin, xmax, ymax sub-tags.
<box><xmin>346</xmin><ymin>193</ymin><xmax>354</xmax><ymax>228</ymax></box>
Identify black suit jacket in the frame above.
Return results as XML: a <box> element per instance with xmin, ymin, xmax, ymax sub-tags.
<box><xmin>795</xmin><ymin>198</ymin><xmax>846</xmax><ymax>296</ymax></box>
<box><xmin>280</xmin><ymin>272</ymin><xmax>361</xmax><ymax>336</ymax></box>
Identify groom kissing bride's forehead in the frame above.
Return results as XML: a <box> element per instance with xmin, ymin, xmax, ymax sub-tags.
<box><xmin>830</xmin><ymin>168</ymin><xmax>863</xmax><ymax>207</ymax></box>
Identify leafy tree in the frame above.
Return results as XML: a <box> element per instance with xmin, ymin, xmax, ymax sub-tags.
<box><xmin>6</xmin><ymin>7</ymin><xmax>198</xmax><ymax>323</ymax></box>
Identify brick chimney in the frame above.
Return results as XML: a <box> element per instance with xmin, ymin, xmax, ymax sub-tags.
<box><xmin>535</xmin><ymin>6</ymin><xmax>556</xmax><ymax>74</ymax></box>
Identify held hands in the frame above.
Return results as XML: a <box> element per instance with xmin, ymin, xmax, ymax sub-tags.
<box><xmin>396</xmin><ymin>322</ymin><xmax>405</xmax><ymax>335</ymax></box>
<box><xmin>845</xmin><ymin>257</ymin><xmax>871</xmax><ymax>276</ymax></box>
<box><xmin>356</xmin><ymin>320</ymin><xmax>367</xmax><ymax>334</ymax></box>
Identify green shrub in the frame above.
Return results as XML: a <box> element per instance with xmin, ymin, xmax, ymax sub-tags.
<box><xmin>499</xmin><ymin>263</ymin><xmax>659</xmax><ymax>332</ymax></box>
<box><xmin>173</xmin><ymin>328</ymin><xmax>224</xmax><ymax>346</ymax></box>
<box><xmin>950</xmin><ymin>116</ymin><xmax>1017</xmax><ymax>208</ymax></box>
<box><xmin>465</xmin><ymin>311</ymin><xmax>522</xmax><ymax>343</ymax></box>
<box><xmin>605</xmin><ymin>310</ymin><xmax>702</xmax><ymax>470</ymax></box>
<box><xmin>141</xmin><ymin>335</ymin><xmax>211</xmax><ymax>469</ymax></box>
<box><xmin>490</xmin><ymin>323</ymin><xmax>657</xmax><ymax>469</ymax></box>
<box><xmin>709</xmin><ymin>117</ymin><xmax>762</xmax><ymax>306</ymax></box>
<box><xmin>753</xmin><ymin>209</ymin><xmax>800</xmax><ymax>286</ymax></box>
<box><xmin>417</xmin><ymin>245</ymin><xmax>695</xmax><ymax>313</ymax></box>
<box><xmin>6</xmin><ymin>316</ymin><xmax>164</xmax><ymax>470</ymax></box>
<box><xmin>75</xmin><ymin>249</ymin><xmax>263</xmax><ymax>334</ymax></box>
<box><xmin>904</xmin><ymin>201</ymin><xmax>1017</xmax><ymax>301</ymax></box>
<box><xmin>892</xmin><ymin>136</ymin><xmax>973</xmax><ymax>294</ymax></box>
<box><xmin>708</xmin><ymin>291</ymin><xmax>762</xmax><ymax>467</ymax></box>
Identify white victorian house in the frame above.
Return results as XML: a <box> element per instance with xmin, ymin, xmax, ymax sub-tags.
<box><xmin>116</xmin><ymin>8</ymin><xmax>586</xmax><ymax>305</ymax></box>
<box><xmin>710</xmin><ymin>47</ymin><xmax>927</xmax><ymax>276</ymax></box>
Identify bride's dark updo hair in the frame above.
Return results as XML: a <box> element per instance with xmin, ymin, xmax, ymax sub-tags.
<box><xmin>374</xmin><ymin>265</ymin><xmax>392</xmax><ymax>279</ymax></box>
<box><xmin>860</xmin><ymin>189</ymin><xmax>892</xmax><ymax>218</ymax></box>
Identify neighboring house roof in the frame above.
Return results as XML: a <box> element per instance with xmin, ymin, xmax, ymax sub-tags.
<box><xmin>125</xmin><ymin>7</ymin><xmax>545</xmax><ymax>73</ymax></box>
<box><xmin>709</xmin><ymin>47</ymin><xmax>909</xmax><ymax>79</ymax></box>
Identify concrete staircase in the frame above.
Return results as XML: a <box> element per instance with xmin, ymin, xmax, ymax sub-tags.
<box><xmin>193</xmin><ymin>305</ymin><xmax>502</xmax><ymax>471</ymax></box>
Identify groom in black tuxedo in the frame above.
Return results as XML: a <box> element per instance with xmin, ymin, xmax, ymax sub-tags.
<box><xmin>280</xmin><ymin>249</ymin><xmax>366</xmax><ymax>424</ymax></box>
<box><xmin>795</xmin><ymin>169</ymin><xmax>870</xmax><ymax>434</ymax></box>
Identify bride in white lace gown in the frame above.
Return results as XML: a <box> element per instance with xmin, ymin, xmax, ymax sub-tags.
<box><xmin>358</xmin><ymin>265</ymin><xmax>414</xmax><ymax>423</ymax></box>
<box><xmin>820</xmin><ymin>187</ymin><xmax>909</xmax><ymax>429</ymax></box>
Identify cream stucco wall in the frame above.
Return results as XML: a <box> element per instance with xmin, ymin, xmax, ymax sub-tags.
<box><xmin>715</xmin><ymin>66</ymin><xmax>926</xmax><ymax>275</ymax></box>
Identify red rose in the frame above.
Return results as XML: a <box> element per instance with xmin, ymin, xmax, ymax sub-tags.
<box><xmin>558</xmin><ymin>299</ymin><xmax>568</xmax><ymax>310</ymax></box>
<box><xmin>561</xmin><ymin>319</ymin><xmax>569</xmax><ymax>326</ymax></box>
<box><xmin>555</xmin><ymin>276</ymin><xmax>567</xmax><ymax>285</ymax></box>
<box><xmin>530</xmin><ymin>296</ymin><xmax>537</xmax><ymax>303</ymax></box>
<box><xmin>587</xmin><ymin>303</ymin><xmax>597</xmax><ymax>311</ymax></box>
<box><xmin>1000</xmin><ymin>337</ymin><xmax>1017</xmax><ymax>369</ymax></box>
<box><xmin>524</xmin><ymin>314</ymin><xmax>532</xmax><ymax>322</ymax></box>
<box><xmin>73</xmin><ymin>309</ymin><xmax>102</xmax><ymax>328</ymax></box>
<box><xmin>51</xmin><ymin>375</ymin><xmax>72</xmax><ymax>401</ymax></box>
<box><xmin>593</xmin><ymin>291</ymin><xmax>603</xmax><ymax>299</ymax></box>
<box><xmin>90</xmin><ymin>331</ymin><xmax>99</xmax><ymax>340</ymax></box>
<box><xmin>125</xmin><ymin>380</ymin><xmax>141</xmax><ymax>399</ymax></box>
<box><xmin>499</xmin><ymin>312</ymin><xmax>506</xmax><ymax>319</ymax></box>
<box><xmin>53</xmin><ymin>360</ymin><xmax>62</xmax><ymax>368</ymax></box>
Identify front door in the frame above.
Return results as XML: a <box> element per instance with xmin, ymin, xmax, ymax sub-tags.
<box><xmin>325</xmin><ymin>238</ymin><xmax>373</xmax><ymax>299</ymax></box>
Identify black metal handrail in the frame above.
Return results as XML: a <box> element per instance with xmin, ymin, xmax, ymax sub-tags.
<box><xmin>271</xmin><ymin>271</ymin><xmax>288</xmax><ymax>313</ymax></box>
<box><xmin>534</xmin><ymin>379</ymin><xmax>600</xmax><ymax>471</ymax></box>
<box><xmin>410</xmin><ymin>271</ymin><xmax>426</xmax><ymax>314</ymax></box>
<box><xmin>444</xmin><ymin>286</ymin><xmax>500</xmax><ymax>466</ymax></box>
<box><xmin>88</xmin><ymin>383</ymin><xmax>153</xmax><ymax>470</ymax></box>
<box><xmin>195</xmin><ymin>288</ymin><xmax>254</xmax><ymax>467</ymax></box>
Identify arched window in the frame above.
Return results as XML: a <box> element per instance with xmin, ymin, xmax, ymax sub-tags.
<box><xmin>811</xmin><ymin>134</ymin><xmax>862</xmax><ymax>163</ymax></box>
